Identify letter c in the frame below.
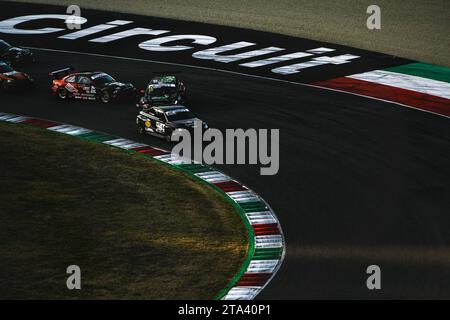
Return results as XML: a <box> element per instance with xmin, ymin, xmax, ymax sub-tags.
<box><xmin>0</xmin><ymin>14</ymin><xmax>87</xmax><ymax>34</ymax></box>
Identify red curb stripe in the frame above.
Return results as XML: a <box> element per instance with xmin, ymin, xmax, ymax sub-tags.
<box><xmin>252</xmin><ymin>223</ymin><xmax>280</xmax><ymax>236</ymax></box>
<box><xmin>21</xmin><ymin>118</ymin><xmax>60</xmax><ymax>128</ymax></box>
<box><xmin>135</xmin><ymin>147</ymin><xmax>168</xmax><ymax>157</ymax></box>
<box><xmin>130</xmin><ymin>146</ymin><xmax>151</xmax><ymax>152</ymax></box>
<box><xmin>313</xmin><ymin>77</ymin><xmax>450</xmax><ymax>117</ymax></box>
<box><xmin>213</xmin><ymin>180</ymin><xmax>247</xmax><ymax>192</ymax></box>
<box><xmin>237</xmin><ymin>273</ymin><xmax>271</xmax><ymax>287</ymax></box>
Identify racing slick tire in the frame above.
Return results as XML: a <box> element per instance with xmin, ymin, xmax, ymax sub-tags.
<box><xmin>100</xmin><ymin>91</ymin><xmax>111</xmax><ymax>104</ymax></box>
<box><xmin>137</xmin><ymin>123</ymin><xmax>145</xmax><ymax>135</ymax></box>
<box><xmin>57</xmin><ymin>87</ymin><xmax>69</xmax><ymax>100</ymax></box>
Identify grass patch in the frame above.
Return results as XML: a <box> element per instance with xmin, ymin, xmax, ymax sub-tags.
<box><xmin>0</xmin><ymin>121</ymin><xmax>247</xmax><ymax>299</ymax></box>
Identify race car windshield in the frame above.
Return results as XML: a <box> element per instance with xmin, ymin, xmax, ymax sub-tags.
<box><xmin>165</xmin><ymin>110</ymin><xmax>195</xmax><ymax>121</ymax></box>
<box><xmin>0</xmin><ymin>63</ymin><xmax>13</xmax><ymax>73</ymax></box>
<box><xmin>148</xmin><ymin>87</ymin><xmax>177</xmax><ymax>97</ymax></box>
<box><xmin>92</xmin><ymin>74</ymin><xmax>115</xmax><ymax>85</ymax></box>
<box><xmin>0</xmin><ymin>40</ymin><xmax>12</xmax><ymax>53</ymax></box>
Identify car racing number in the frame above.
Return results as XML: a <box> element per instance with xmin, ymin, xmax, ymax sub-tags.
<box><xmin>155</xmin><ymin>121</ymin><xmax>165</xmax><ymax>134</ymax></box>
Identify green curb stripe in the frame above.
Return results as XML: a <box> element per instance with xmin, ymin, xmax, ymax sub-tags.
<box><xmin>253</xmin><ymin>247</ymin><xmax>283</xmax><ymax>260</ymax></box>
<box><xmin>78</xmin><ymin>132</ymin><xmax>117</xmax><ymax>142</ymax></box>
<box><xmin>239</xmin><ymin>201</ymin><xmax>269</xmax><ymax>212</ymax></box>
<box><xmin>385</xmin><ymin>63</ymin><xmax>450</xmax><ymax>84</ymax></box>
<box><xmin>176</xmin><ymin>163</ymin><xmax>213</xmax><ymax>173</ymax></box>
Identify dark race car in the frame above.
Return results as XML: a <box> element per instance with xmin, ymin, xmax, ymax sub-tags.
<box><xmin>0</xmin><ymin>61</ymin><xmax>35</xmax><ymax>92</ymax></box>
<box><xmin>136</xmin><ymin>105</ymin><xmax>208</xmax><ymax>141</ymax></box>
<box><xmin>50</xmin><ymin>67</ymin><xmax>136</xmax><ymax>103</ymax></box>
<box><xmin>136</xmin><ymin>74</ymin><xmax>187</xmax><ymax>108</ymax></box>
<box><xmin>0</xmin><ymin>39</ymin><xmax>35</xmax><ymax>66</ymax></box>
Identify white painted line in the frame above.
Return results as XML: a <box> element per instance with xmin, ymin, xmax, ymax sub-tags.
<box><xmin>307</xmin><ymin>47</ymin><xmax>335</xmax><ymax>54</ymax></box>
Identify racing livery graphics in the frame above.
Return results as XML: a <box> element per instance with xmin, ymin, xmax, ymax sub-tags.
<box><xmin>136</xmin><ymin>105</ymin><xmax>208</xmax><ymax>141</ymax></box>
<box><xmin>50</xmin><ymin>67</ymin><xmax>136</xmax><ymax>103</ymax></box>
<box><xmin>137</xmin><ymin>74</ymin><xmax>187</xmax><ymax>108</ymax></box>
<box><xmin>0</xmin><ymin>61</ymin><xmax>34</xmax><ymax>91</ymax></box>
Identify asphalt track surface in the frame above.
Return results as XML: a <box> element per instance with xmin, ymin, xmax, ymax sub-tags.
<box><xmin>2</xmin><ymin>48</ymin><xmax>450</xmax><ymax>299</ymax></box>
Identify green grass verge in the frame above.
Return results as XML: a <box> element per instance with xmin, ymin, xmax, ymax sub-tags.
<box><xmin>0</xmin><ymin>121</ymin><xmax>247</xmax><ymax>299</ymax></box>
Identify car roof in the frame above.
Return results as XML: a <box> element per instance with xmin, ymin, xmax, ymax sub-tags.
<box><xmin>69</xmin><ymin>71</ymin><xmax>110</xmax><ymax>78</ymax></box>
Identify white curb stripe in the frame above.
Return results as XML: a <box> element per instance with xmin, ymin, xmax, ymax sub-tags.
<box><xmin>195</xmin><ymin>171</ymin><xmax>231</xmax><ymax>183</ymax></box>
<box><xmin>0</xmin><ymin>114</ymin><xmax>19</xmax><ymax>120</ymax></box>
<box><xmin>153</xmin><ymin>154</ymin><xmax>190</xmax><ymax>164</ymax></box>
<box><xmin>48</xmin><ymin>124</ymin><xmax>92</xmax><ymax>136</ymax></box>
<box><xmin>246</xmin><ymin>211</ymin><xmax>277</xmax><ymax>224</ymax></box>
<box><xmin>246</xmin><ymin>260</ymin><xmax>279</xmax><ymax>273</ymax></box>
<box><xmin>5</xmin><ymin>116</ymin><xmax>30</xmax><ymax>123</ymax></box>
<box><xmin>348</xmin><ymin>70</ymin><xmax>450</xmax><ymax>100</ymax></box>
<box><xmin>103</xmin><ymin>139</ymin><xmax>148</xmax><ymax>150</ymax></box>
<box><xmin>255</xmin><ymin>235</ymin><xmax>284</xmax><ymax>248</ymax></box>
<box><xmin>222</xmin><ymin>287</ymin><xmax>261</xmax><ymax>300</ymax></box>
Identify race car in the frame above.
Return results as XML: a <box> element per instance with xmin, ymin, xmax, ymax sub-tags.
<box><xmin>0</xmin><ymin>39</ymin><xmax>35</xmax><ymax>65</ymax></box>
<box><xmin>0</xmin><ymin>61</ymin><xmax>35</xmax><ymax>91</ymax></box>
<box><xmin>50</xmin><ymin>67</ymin><xmax>136</xmax><ymax>103</ymax></box>
<box><xmin>136</xmin><ymin>105</ymin><xmax>208</xmax><ymax>141</ymax></box>
<box><xmin>136</xmin><ymin>74</ymin><xmax>187</xmax><ymax>108</ymax></box>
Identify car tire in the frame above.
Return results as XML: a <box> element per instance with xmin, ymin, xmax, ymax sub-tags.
<box><xmin>137</xmin><ymin>124</ymin><xmax>145</xmax><ymax>135</ymax></box>
<box><xmin>100</xmin><ymin>91</ymin><xmax>111</xmax><ymax>104</ymax></box>
<box><xmin>57</xmin><ymin>87</ymin><xmax>68</xmax><ymax>100</ymax></box>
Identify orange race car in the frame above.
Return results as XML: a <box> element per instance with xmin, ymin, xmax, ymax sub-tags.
<box><xmin>0</xmin><ymin>61</ymin><xmax>34</xmax><ymax>92</ymax></box>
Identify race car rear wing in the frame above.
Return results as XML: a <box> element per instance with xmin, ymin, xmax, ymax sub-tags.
<box><xmin>48</xmin><ymin>67</ymin><xmax>75</xmax><ymax>80</ymax></box>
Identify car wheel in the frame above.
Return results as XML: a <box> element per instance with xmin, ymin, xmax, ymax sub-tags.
<box><xmin>137</xmin><ymin>124</ymin><xmax>145</xmax><ymax>135</ymax></box>
<box><xmin>101</xmin><ymin>91</ymin><xmax>111</xmax><ymax>104</ymax></box>
<box><xmin>57</xmin><ymin>87</ymin><xmax>68</xmax><ymax>100</ymax></box>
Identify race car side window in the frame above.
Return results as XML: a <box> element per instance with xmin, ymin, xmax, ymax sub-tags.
<box><xmin>65</xmin><ymin>75</ymin><xmax>76</xmax><ymax>83</ymax></box>
<box><xmin>78</xmin><ymin>76</ymin><xmax>91</xmax><ymax>85</ymax></box>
